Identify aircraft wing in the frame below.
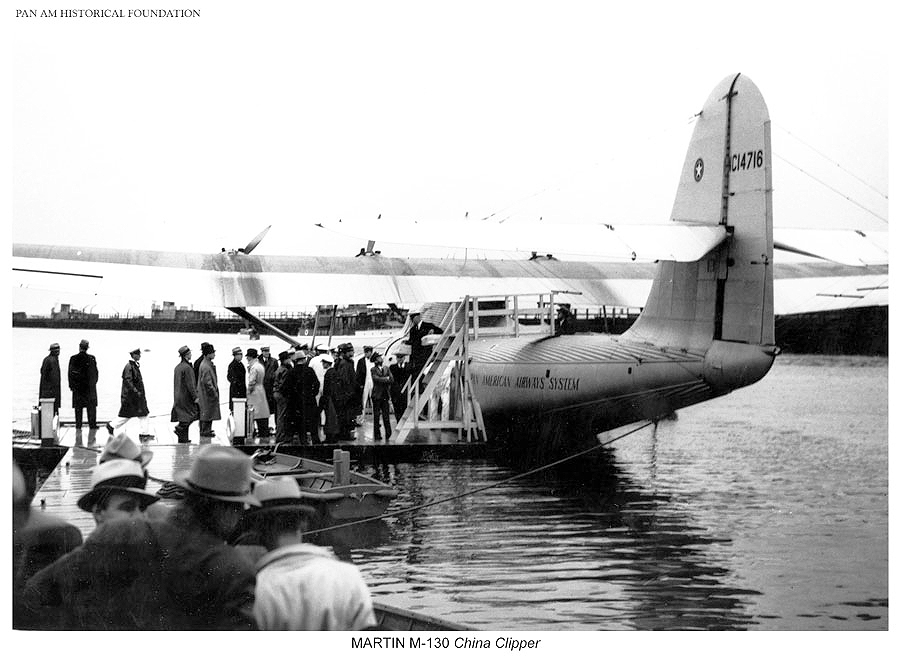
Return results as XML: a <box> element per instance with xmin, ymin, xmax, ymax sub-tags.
<box><xmin>12</xmin><ymin>241</ymin><xmax>886</xmax><ymax>315</ymax></box>
<box><xmin>316</xmin><ymin>220</ymin><xmax>728</xmax><ymax>262</ymax></box>
<box><xmin>773</xmin><ymin>228</ymin><xmax>888</xmax><ymax>266</ymax></box>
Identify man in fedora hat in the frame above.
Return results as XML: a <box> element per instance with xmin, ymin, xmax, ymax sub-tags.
<box><xmin>99</xmin><ymin>431</ymin><xmax>154</xmax><ymax>467</ymax></box>
<box><xmin>21</xmin><ymin>459</ymin><xmax>160</xmax><ymax>628</ymax></box>
<box><xmin>281</xmin><ymin>347</ymin><xmax>320</xmax><ymax>444</ymax></box>
<box><xmin>39</xmin><ymin>342</ymin><xmax>62</xmax><ymax>415</ymax></box>
<box><xmin>171</xmin><ymin>345</ymin><xmax>199</xmax><ymax>443</ymax></box>
<box><xmin>24</xmin><ymin>446</ymin><xmax>259</xmax><ymax>630</ymax></box>
<box><xmin>227</xmin><ymin>346</ymin><xmax>246</xmax><ymax>413</ymax></box>
<box><xmin>370</xmin><ymin>352</ymin><xmax>393</xmax><ymax>440</ymax></box>
<box><xmin>272</xmin><ymin>350</ymin><xmax>294</xmax><ymax>443</ymax></box>
<box><xmin>107</xmin><ymin>348</ymin><xmax>153</xmax><ymax>441</ymax></box>
<box><xmin>332</xmin><ymin>343</ymin><xmax>358</xmax><ymax>440</ymax></box>
<box><xmin>246</xmin><ymin>476</ymin><xmax>376</xmax><ymax>630</ymax></box>
<box><xmin>67</xmin><ymin>339</ymin><xmax>99</xmax><ymax>429</ymax></box>
<box><xmin>77</xmin><ymin>459</ymin><xmax>160</xmax><ymax>527</ymax></box>
<box><xmin>197</xmin><ymin>343</ymin><xmax>220</xmax><ymax>439</ymax></box>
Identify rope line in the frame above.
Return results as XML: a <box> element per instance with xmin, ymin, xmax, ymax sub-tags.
<box><xmin>305</xmin><ymin>421</ymin><xmax>655</xmax><ymax>535</ymax></box>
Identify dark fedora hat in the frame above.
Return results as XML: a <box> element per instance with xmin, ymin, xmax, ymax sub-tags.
<box><xmin>173</xmin><ymin>446</ymin><xmax>260</xmax><ymax>506</ymax></box>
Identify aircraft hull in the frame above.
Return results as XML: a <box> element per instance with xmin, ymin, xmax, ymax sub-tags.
<box><xmin>468</xmin><ymin>334</ymin><xmax>774</xmax><ymax>456</ymax></box>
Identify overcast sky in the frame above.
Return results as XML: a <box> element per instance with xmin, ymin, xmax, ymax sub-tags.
<box><xmin>8</xmin><ymin>0</ymin><xmax>891</xmax><ymax>315</ymax></box>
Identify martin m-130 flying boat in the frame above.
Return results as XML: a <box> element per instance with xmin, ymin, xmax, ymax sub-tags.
<box><xmin>12</xmin><ymin>74</ymin><xmax>887</xmax><ymax>454</ymax></box>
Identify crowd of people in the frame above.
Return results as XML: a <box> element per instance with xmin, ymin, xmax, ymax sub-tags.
<box><xmin>13</xmin><ymin>442</ymin><xmax>377</xmax><ymax>630</ymax></box>
<box><xmin>35</xmin><ymin>309</ymin><xmax>447</xmax><ymax>444</ymax></box>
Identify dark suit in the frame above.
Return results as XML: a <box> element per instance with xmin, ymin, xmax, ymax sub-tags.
<box><xmin>370</xmin><ymin>364</ymin><xmax>393</xmax><ymax>439</ymax></box>
<box><xmin>227</xmin><ymin>359</ymin><xmax>246</xmax><ymax>412</ymax></box>
<box><xmin>39</xmin><ymin>354</ymin><xmax>61</xmax><ymax>413</ymax></box>
<box><xmin>68</xmin><ymin>350</ymin><xmax>98</xmax><ymax>427</ymax></box>
<box><xmin>407</xmin><ymin>321</ymin><xmax>443</xmax><ymax>377</ymax></box>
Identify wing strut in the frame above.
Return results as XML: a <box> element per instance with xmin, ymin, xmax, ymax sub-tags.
<box><xmin>225</xmin><ymin>306</ymin><xmax>301</xmax><ymax>347</ymax></box>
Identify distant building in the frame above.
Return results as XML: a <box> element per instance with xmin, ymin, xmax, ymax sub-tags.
<box><xmin>51</xmin><ymin>303</ymin><xmax>99</xmax><ymax>321</ymax></box>
<box><xmin>151</xmin><ymin>301</ymin><xmax>216</xmax><ymax>321</ymax></box>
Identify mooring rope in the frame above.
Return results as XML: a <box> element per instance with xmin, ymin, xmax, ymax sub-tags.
<box><xmin>305</xmin><ymin>420</ymin><xmax>656</xmax><ymax>535</ymax></box>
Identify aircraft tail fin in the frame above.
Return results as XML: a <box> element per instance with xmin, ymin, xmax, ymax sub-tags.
<box><xmin>624</xmin><ymin>73</ymin><xmax>774</xmax><ymax>350</ymax></box>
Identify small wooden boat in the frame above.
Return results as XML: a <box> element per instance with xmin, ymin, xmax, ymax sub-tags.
<box><xmin>250</xmin><ymin>449</ymin><xmax>398</xmax><ymax>521</ymax></box>
<box><xmin>372</xmin><ymin>601</ymin><xmax>470</xmax><ymax>631</ymax></box>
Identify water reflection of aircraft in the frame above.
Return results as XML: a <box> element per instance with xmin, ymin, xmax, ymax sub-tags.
<box><xmin>12</xmin><ymin>74</ymin><xmax>887</xmax><ymax>455</ymax></box>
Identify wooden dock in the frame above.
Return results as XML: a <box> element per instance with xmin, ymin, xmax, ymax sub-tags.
<box><xmin>17</xmin><ymin>412</ymin><xmax>488</xmax><ymax>540</ymax></box>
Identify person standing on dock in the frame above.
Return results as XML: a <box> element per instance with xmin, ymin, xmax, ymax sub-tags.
<box><xmin>272</xmin><ymin>350</ymin><xmax>293</xmax><ymax>443</ymax></box>
<box><xmin>67</xmin><ymin>339</ymin><xmax>99</xmax><ymax>429</ymax></box>
<box><xmin>356</xmin><ymin>345</ymin><xmax>375</xmax><ymax>420</ymax></box>
<box><xmin>261</xmin><ymin>346</ymin><xmax>278</xmax><ymax>432</ymax></box>
<box><xmin>319</xmin><ymin>355</ymin><xmax>339</xmax><ymax>443</ymax></box>
<box><xmin>246</xmin><ymin>476</ymin><xmax>377</xmax><ymax>630</ymax></box>
<box><xmin>197</xmin><ymin>344</ymin><xmax>221</xmax><ymax>439</ymax></box>
<box><xmin>246</xmin><ymin>348</ymin><xmax>271</xmax><ymax>440</ymax></box>
<box><xmin>39</xmin><ymin>342</ymin><xmax>62</xmax><ymax>415</ymax></box>
<box><xmin>333</xmin><ymin>343</ymin><xmax>358</xmax><ymax>441</ymax></box>
<box><xmin>107</xmin><ymin>349</ymin><xmax>152</xmax><ymax>442</ymax></box>
<box><xmin>171</xmin><ymin>345</ymin><xmax>199</xmax><ymax>444</ymax></box>
<box><xmin>281</xmin><ymin>347</ymin><xmax>320</xmax><ymax>444</ymax></box>
<box><xmin>227</xmin><ymin>346</ymin><xmax>246</xmax><ymax>413</ymax></box>
<box><xmin>388</xmin><ymin>354</ymin><xmax>410</xmax><ymax>422</ymax></box>
<box><xmin>193</xmin><ymin>341</ymin><xmax>212</xmax><ymax>380</ymax></box>
<box><xmin>370</xmin><ymin>352</ymin><xmax>393</xmax><ymax>441</ymax></box>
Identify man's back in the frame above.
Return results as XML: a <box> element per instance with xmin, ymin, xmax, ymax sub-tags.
<box><xmin>254</xmin><ymin>543</ymin><xmax>375</xmax><ymax>630</ymax></box>
<box><xmin>23</xmin><ymin>506</ymin><xmax>256</xmax><ymax>630</ymax></box>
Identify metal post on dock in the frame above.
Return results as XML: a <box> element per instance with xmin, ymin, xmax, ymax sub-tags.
<box><xmin>39</xmin><ymin>398</ymin><xmax>56</xmax><ymax>445</ymax></box>
<box><xmin>233</xmin><ymin>398</ymin><xmax>248</xmax><ymax>443</ymax></box>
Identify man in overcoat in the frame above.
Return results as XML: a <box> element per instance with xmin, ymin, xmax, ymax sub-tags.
<box><xmin>332</xmin><ymin>343</ymin><xmax>358</xmax><ymax>441</ymax></box>
<box><xmin>108</xmin><ymin>348</ymin><xmax>152</xmax><ymax>441</ymax></box>
<box><xmin>39</xmin><ymin>342</ymin><xmax>62</xmax><ymax>414</ymax></box>
<box><xmin>227</xmin><ymin>346</ymin><xmax>246</xmax><ymax>413</ymax></box>
<box><xmin>197</xmin><ymin>344</ymin><xmax>220</xmax><ymax>439</ymax></box>
<box><xmin>272</xmin><ymin>350</ymin><xmax>293</xmax><ymax>443</ymax></box>
<box><xmin>67</xmin><ymin>339</ymin><xmax>98</xmax><ymax>429</ymax></box>
<box><xmin>171</xmin><ymin>345</ymin><xmax>199</xmax><ymax>443</ymax></box>
<box><xmin>281</xmin><ymin>348</ymin><xmax>321</xmax><ymax>444</ymax></box>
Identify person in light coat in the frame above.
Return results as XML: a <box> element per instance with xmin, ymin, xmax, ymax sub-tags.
<box><xmin>247</xmin><ymin>477</ymin><xmax>376</xmax><ymax>630</ymax></box>
<box><xmin>245</xmin><ymin>348</ymin><xmax>270</xmax><ymax>439</ymax></box>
